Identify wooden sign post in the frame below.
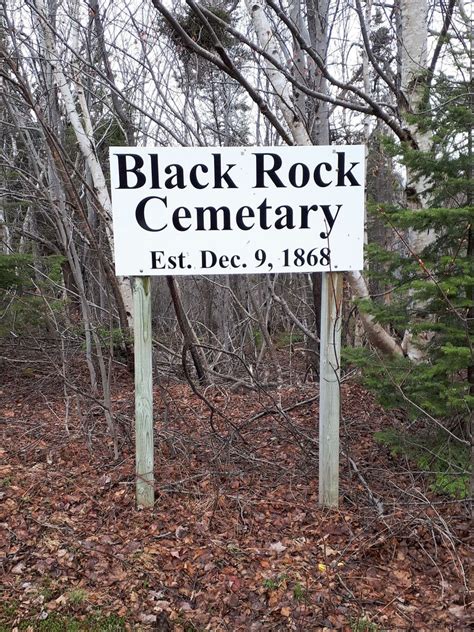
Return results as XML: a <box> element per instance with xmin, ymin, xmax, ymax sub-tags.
<box><xmin>319</xmin><ymin>271</ymin><xmax>343</xmax><ymax>507</ymax></box>
<box><xmin>132</xmin><ymin>276</ymin><xmax>154</xmax><ymax>508</ymax></box>
<box><xmin>109</xmin><ymin>145</ymin><xmax>364</xmax><ymax>509</ymax></box>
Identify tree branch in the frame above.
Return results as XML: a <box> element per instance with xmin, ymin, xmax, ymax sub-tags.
<box><xmin>151</xmin><ymin>0</ymin><xmax>294</xmax><ymax>145</ymax></box>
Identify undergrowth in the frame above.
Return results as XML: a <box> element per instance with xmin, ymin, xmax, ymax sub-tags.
<box><xmin>374</xmin><ymin>428</ymin><xmax>469</xmax><ymax>498</ymax></box>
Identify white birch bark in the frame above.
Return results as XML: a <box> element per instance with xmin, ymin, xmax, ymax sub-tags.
<box><xmin>348</xmin><ymin>271</ymin><xmax>404</xmax><ymax>356</ymax></box>
<box><xmin>0</xmin><ymin>66</ymin><xmax>11</xmax><ymax>254</ymax></box>
<box><xmin>245</xmin><ymin>0</ymin><xmax>312</xmax><ymax>146</ymax></box>
<box><xmin>33</xmin><ymin>0</ymin><xmax>134</xmax><ymax>326</ymax></box>
<box><xmin>289</xmin><ymin>1</ymin><xmax>308</xmax><ymax>129</ymax></box>
<box><xmin>399</xmin><ymin>0</ymin><xmax>432</xmax><ymax>211</ymax></box>
<box><xmin>0</xmin><ymin>207</ymin><xmax>10</xmax><ymax>254</ymax></box>
<box><xmin>399</xmin><ymin>0</ymin><xmax>435</xmax><ymax>360</ymax></box>
<box><xmin>400</xmin><ymin>0</ymin><xmax>428</xmax><ymax>138</ymax></box>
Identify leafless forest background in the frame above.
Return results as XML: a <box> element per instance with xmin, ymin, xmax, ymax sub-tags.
<box><xmin>1</xmin><ymin>0</ymin><xmax>472</xmax><ymax>629</ymax></box>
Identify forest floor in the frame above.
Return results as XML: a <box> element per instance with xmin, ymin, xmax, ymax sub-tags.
<box><xmin>1</xmin><ymin>363</ymin><xmax>472</xmax><ymax>631</ymax></box>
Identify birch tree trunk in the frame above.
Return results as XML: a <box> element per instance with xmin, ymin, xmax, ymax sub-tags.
<box><xmin>398</xmin><ymin>0</ymin><xmax>435</xmax><ymax>360</ymax></box>
<box><xmin>399</xmin><ymin>0</ymin><xmax>429</xmax><ymax>152</ymax></box>
<box><xmin>33</xmin><ymin>0</ymin><xmax>134</xmax><ymax>328</ymax></box>
<box><xmin>399</xmin><ymin>0</ymin><xmax>433</xmax><ymax>214</ymax></box>
<box><xmin>244</xmin><ymin>0</ymin><xmax>312</xmax><ymax>146</ymax></box>
<box><xmin>0</xmin><ymin>206</ymin><xmax>9</xmax><ymax>254</ymax></box>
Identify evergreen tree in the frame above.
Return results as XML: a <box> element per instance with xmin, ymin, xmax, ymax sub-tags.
<box><xmin>346</xmin><ymin>71</ymin><xmax>473</xmax><ymax>498</ymax></box>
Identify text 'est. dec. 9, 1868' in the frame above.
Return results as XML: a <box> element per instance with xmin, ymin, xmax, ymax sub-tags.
<box><xmin>109</xmin><ymin>145</ymin><xmax>365</xmax><ymax>276</ymax></box>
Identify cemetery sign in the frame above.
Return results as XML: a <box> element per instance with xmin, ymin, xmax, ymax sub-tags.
<box><xmin>109</xmin><ymin>145</ymin><xmax>365</xmax><ymax>275</ymax></box>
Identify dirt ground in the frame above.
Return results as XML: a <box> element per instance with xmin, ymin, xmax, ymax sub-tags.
<box><xmin>1</xmin><ymin>366</ymin><xmax>472</xmax><ymax>631</ymax></box>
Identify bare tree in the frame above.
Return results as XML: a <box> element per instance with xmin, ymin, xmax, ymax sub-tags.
<box><xmin>1</xmin><ymin>0</ymin><xmax>466</xmax><ymax>390</ymax></box>
<box><xmin>149</xmin><ymin>0</ymin><xmax>461</xmax><ymax>360</ymax></box>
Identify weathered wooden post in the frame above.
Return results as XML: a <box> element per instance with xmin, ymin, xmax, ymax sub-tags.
<box><xmin>132</xmin><ymin>276</ymin><xmax>154</xmax><ymax>508</ymax></box>
<box><xmin>319</xmin><ymin>271</ymin><xmax>344</xmax><ymax>508</ymax></box>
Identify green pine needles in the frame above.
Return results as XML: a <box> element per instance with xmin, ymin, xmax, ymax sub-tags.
<box><xmin>346</xmin><ymin>72</ymin><xmax>473</xmax><ymax>496</ymax></box>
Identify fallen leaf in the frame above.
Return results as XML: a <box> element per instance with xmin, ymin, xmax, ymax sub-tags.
<box><xmin>448</xmin><ymin>605</ymin><xmax>465</xmax><ymax>618</ymax></box>
<box><xmin>324</xmin><ymin>545</ymin><xmax>338</xmax><ymax>556</ymax></box>
<box><xmin>269</xmin><ymin>541</ymin><xmax>286</xmax><ymax>554</ymax></box>
<box><xmin>11</xmin><ymin>562</ymin><xmax>25</xmax><ymax>574</ymax></box>
<box><xmin>393</xmin><ymin>569</ymin><xmax>411</xmax><ymax>587</ymax></box>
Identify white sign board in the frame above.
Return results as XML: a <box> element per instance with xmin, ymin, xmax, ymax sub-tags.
<box><xmin>109</xmin><ymin>145</ymin><xmax>365</xmax><ymax>276</ymax></box>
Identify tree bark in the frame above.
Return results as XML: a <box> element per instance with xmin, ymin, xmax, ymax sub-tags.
<box><xmin>166</xmin><ymin>276</ymin><xmax>210</xmax><ymax>384</ymax></box>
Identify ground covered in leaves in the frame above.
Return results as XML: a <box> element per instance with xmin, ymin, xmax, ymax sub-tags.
<box><xmin>1</xmin><ymin>366</ymin><xmax>472</xmax><ymax>631</ymax></box>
